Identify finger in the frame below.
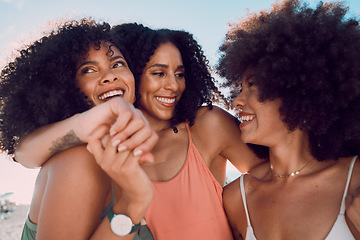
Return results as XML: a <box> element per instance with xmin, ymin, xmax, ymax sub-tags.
<box><xmin>114</xmin><ymin>126</ymin><xmax>153</xmax><ymax>152</ymax></box>
<box><xmin>97</xmin><ymin>139</ymin><xmax>126</xmax><ymax>174</ymax></box>
<box><xmin>132</xmin><ymin>131</ymin><xmax>159</xmax><ymax>156</ymax></box>
<box><xmin>109</xmin><ymin>100</ymin><xmax>137</xmax><ymax>136</ymax></box>
<box><xmin>110</xmin><ymin>116</ymin><xmax>146</xmax><ymax>147</ymax></box>
<box><xmin>87</xmin><ymin>139</ymin><xmax>105</xmax><ymax>165</ymax></box>
<box><xmin>103</xmin><ymin>149</ymin><xmax>133</xmax><ymax>179</ymax></box>
<box><xmin>100</xmin><ymin>135</ymin><xmax>111</xmax><ymax>149</ymax></box>
<box><xmin>87</xmin><ymin>124</ymin><xmax>110</xmax><ymax>143</ymax></box>
<box><xmin>139</xmin><ymin>152</ymin><xmax>155</xmax><ymax>164</ymax></box>
<box><xmin>87</xmin><ymin>125</ymin><xmax>110</xmax><ymax>164</ymax></box>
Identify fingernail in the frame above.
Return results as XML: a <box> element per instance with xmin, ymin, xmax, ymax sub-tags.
<box><xmin>86</xmin><ymin>144</ymin><xmax>92</xmax><ymax>154</ymax></box>
<box><xmin>110</xmin><ymin>130</ymin><xmax>116</xmax><ymax>137</ymax></box>
<box><xmin>117</xmin><ymin>145</ymin><xmax>127</xmax><ymax>152</ymax></box>
<box><xmin>133</xmin><ymin>150</ymin><xmax>143</xmax><ymax>157</ymax></box>
<box><xmin>112</xmin><ymin>139</ymin><xmax>121</xmax><ymax>147</ymax></box>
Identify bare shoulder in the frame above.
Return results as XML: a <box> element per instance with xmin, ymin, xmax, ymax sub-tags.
<box><xmin>195</xmin><ymin>105</ymin><xmax>238</xmax><ymax>126</ymax></box>
<box><xmin>223</xmin><ymin>178</ymin><xmax>242</xmax><ymax>224</ymax></box>
<box><xmin>223</xmin><ymin>178</ymin><xmax>241</xmax><ymax>206</ymax></box>
<box><xmin>192</xmin><ymin>106</ymin><xmax>239</xmax><ymax>143</ymax></box>
<box><xmin>223</xmin><ymin>177</ymin><xmax>247</xmax><ymax>239</ymax></box>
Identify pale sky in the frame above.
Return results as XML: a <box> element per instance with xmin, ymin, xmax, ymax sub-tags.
<box><xmin>1</xmin><ymin>0</ymin><xmax>360</xmax><ymax>204</ymax></box>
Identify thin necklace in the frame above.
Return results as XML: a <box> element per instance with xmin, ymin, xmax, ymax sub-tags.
<box><xmin>269</xmin><ymin>159</ymin><xmax>312</xmax><ymax>178</ymax></box>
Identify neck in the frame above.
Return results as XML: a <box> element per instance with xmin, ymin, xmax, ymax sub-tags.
<box><xmin>268</xmin><ymin>129</ymin><xmax>316</xmax><ymax>176</ymax></box>
<box><xmin>140</xmin><ymin>110</ymin><xmax>174</xmax><ymax>133</ymax></box>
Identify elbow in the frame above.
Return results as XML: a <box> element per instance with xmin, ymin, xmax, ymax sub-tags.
<box><xmin>14</xmin><ymin>148</ymin><xmax>41</xmax><ymax>169</ymax></box>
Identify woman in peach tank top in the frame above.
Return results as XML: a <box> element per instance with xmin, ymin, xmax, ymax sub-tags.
<box><xmin>124</xmin><ymin>26</ymin><xmax>261</xmax><ymax>239</ymax></box>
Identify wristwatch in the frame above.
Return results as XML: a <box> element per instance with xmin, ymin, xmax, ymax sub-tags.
<box><xmin>107</xmin><ymin>209</ymin><xmax>141</xmax><ymax>236</ymax></box>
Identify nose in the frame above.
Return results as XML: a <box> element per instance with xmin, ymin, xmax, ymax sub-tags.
<box><xmin>100</xmin><ymin>71</ymin><xmax>118</xmax><ymax>84</ymax></box>
<box><xmin>164</xmin><ymin>75</ymin><xmax>179</xmax><ymax>91</ymax></box>
<box><xmin>232</xmin><ymin>91</ymin><xmax>245</xmax><ymax>109</ymax></box>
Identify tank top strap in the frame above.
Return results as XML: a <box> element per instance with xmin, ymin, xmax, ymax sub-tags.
<box><xmin>185</xmin><ymin>121</ymin><xmax>193</xmax><ymax>144</ymax></box>
<box><xmin>340</xmin><ymin>155</ymin><xmax>358</xmax><ymax>214</ymax></box>
<box><xmin>240</xmin><ymin>174</ymin><xmax>252</xmax><ymax>226</ymax></box>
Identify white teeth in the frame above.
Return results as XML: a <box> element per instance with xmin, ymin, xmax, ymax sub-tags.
<box><xmin>239</xmin><ymin>115</ymin><xmax>255</xmax><ymax>123</ymax></box>
<box><xmin>156</xmin><ymin>97</ymin><xmax>175</xmax><ymax>104</ymax></box>
<box><xmin>98</xmin><ymin>90</ymin><xmax>124</xmax><ymax>100</ymax></box>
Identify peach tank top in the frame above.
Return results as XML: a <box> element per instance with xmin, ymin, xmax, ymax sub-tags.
<box><xmin>144</xmin><ymin>123</ymin><xmax>233</xmax><ymax>240</ymax></box>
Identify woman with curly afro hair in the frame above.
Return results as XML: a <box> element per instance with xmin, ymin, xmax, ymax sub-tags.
<box><xmin>1</xmin><ymin>19</ymin><xmax>157</xmax><ymax>240</ymax></box>
<box><xmin>218</xmin><ymin>0</ymin><xmax>360</xmax><ymax>239</ymax></box>
<box><xmin>17</xmin><ymin>23</ymin><xmax>263</xmax><ymax>239</ymax></box>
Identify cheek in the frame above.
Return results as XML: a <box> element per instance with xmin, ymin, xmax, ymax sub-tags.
<box><xmin>139</xmin><ymin>79</ymin><xmax>158</xmax><ymax>95</ymax></box>
<box><xmin>78</xmin><ymin>83</ymin><xmax>93</xmax><ymax>99</ymax></box>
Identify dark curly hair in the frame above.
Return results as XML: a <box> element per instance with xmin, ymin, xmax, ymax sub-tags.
<box><xmin>217</xmin><ymin>0</ymin><xmax>360</xmax><ymax>161</ymax></box>
<box><xmin>0</xmin><ymin>19</ymin><xmax>112</xmax><ymax>155</ymax></box>
<box><xmin>111</xmin><ymin>23</ymin><xmax>223</xmax><ymax>127</ymax></box>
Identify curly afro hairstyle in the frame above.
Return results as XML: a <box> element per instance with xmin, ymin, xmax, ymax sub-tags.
<box><xmin>111</xmin><ymin>23</ymin><xmax>222</xmax><ymax>127</ymax></box>
<box><xmin>0</xmin><ymin>19</ymin><xmax>112</xmax><ymax>155</ymax></box>
<box><xmin>217</xmin><ymin>0</ymin><xmax>360</xmax><ymax>161</ymax></box>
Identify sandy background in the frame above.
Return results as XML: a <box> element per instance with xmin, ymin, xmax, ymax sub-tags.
<box><xmin>0</xmin><ymin>205</ymin><xmax>29</xmax><ymax>240</ymax></box>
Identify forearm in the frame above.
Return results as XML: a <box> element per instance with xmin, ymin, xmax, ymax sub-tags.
<box><xmin>15</xmin><ymin>114</ymin><xmax>83</xmax><ymax>168</ymax></box>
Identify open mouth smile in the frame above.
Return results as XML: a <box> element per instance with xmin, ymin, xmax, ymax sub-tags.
<box><xmin>239</xmin><ymin>115</ymin><xmax>255</xmax><ymax>123</ymax></box>
<box><xmin>98</xmin><ymin>90</ymin><xmax>124</xmax><ymax>100</ymax></box>
<box><xmin>155</xmin><ymin>96</ymin><xmax>176</xmax><ymax>104</ymax></box>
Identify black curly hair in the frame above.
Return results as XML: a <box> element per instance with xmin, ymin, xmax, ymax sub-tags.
<box><xmin>0</xmin><ymin>19</ymin><xmax>113</xmax><ymax>156</ymax></box>
<box><xmin>111</xmin><ymin>23</ymin><xmax>223</xmax><ymax>127</ymax></box>
<box><xmin>217</xmin><ymin>0</ymin><xmax>360</xmax><ymax>161</ymax></box>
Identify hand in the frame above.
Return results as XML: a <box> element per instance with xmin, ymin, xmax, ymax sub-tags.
<box><xmin>77</xmin><ymin>97</ymin><xmax>158</xmax><ymax>160</ymax></box>
<box><xmin>109</xmin><ymin>107</ymin><xmax>158</xmax><ymax>162</ymax></box>
<box><xmin>346</xmin><ymin>187</ymin><xmax>360</xmax><ymax>232</ymax></box>
<box><xmin>87</xmin><ymin>126</ymin><xmax>154</xmax><ymax>222</ymax></box>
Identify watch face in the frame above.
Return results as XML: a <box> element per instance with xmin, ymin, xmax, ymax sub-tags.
<box><xmin>110</xmin><ymin>214</ymin><xmax>133</xmax><ymax>236</ymax></box>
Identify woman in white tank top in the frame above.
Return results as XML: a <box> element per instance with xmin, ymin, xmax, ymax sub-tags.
<box><xmin>217</xmin><ymin>0</ymin><xmax>360</xmax><ymax>239</ymax></box>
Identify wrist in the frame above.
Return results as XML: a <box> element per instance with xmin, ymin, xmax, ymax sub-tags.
<box><xmin>113</xmin><ymin>200</ymin><xmax>148</xmax><ymax>225</ymax></box>
<box><xmin>108</xmin><ymin>209</ymin><xmax>142</xmax><ymax>236</ymax></box>
<box><xmin>113</xmin><ymin>191</ymin><xmax>152</xmax><ymax>225</ymax></box>
<box><xmin>70</xmin><ymin>113</ymin><xmax>87</xmax><ymax>142</ymax></box>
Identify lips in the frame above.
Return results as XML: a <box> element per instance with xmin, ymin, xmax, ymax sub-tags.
<box><xmin>98</xmin><ymin>89</ymin><xmax>124</xmax><ymax>100</ymax></box>
<box><xmin>155</xmin><ymin>96</ymin><xmax>176</xmax><ymax>107</ymax></box>
<box><xmin>239</xmin><ymin>115</ymin><xmax>255</xmax><ymax>123</ymax></box>
<box><xmin>238</xmin><ymin>112</ymin><xmax>255</xmax><ymax>128</ymax></box>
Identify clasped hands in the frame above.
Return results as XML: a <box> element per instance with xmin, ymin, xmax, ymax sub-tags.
<box><xmin>77</xmin><ymin>97</ymin><xmax>157</xmax><ymax>221</ymax></box>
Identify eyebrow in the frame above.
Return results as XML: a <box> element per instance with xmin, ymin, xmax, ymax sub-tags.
<box><xmin>77</xmin><ymin>55</ymin><xmax>126</xmax><ymax>70</ymax></box>
<box><xmin>245</xmin><ymin>73</ymin><xmax>256</xmax><ymax>81</ymax></box>
<box><xmin>147</xmin><ymin>63</ymin><xmax>185</xmax><ymax>70</ymax></box>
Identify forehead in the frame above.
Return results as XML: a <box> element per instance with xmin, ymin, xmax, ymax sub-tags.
<box><xmin>148</xmin><ymin>42</ymin><xmax>183</xmax><ymax>64</ymax></box>
<box><xmin>241</xmin><ymin>69</ymin><xmax>256</xmax><ymax>81</ymax></box>
<box><xmin>79</xmin><ymin>41</ymin><xmax>123</xmax><ymax>63</ymax></box>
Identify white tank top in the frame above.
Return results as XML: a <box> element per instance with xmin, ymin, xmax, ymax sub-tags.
<box><xmin>240</xmin><ymin>156</ymin><xmax>358</xmax><ymax>240</ymax></box>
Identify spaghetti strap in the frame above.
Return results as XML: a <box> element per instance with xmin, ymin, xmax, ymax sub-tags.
<box><xmin>185</xmin><ymin>122</ymin><xmax>193</xmax><ymax>144</ymax></box>
<box><xmin>339</xmin><ymin>156</ymin><xmax>358</xmax><ymax>214</ymax></box>
<box><xmin>240</xmin><ymin>174</ymin><xmax>251</xmax><ymax>226</ymax></box>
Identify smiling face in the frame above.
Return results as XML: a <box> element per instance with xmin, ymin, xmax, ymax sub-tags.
<box><xmin>138</xmin><ymin>42</ymin><xmax>186</xmax><ymax>122</ymax></box>
<box><xmin>232</xmin><ymin>71</ymin><xmax>287</xmax><ymax>147</ymax></box>
<box><xmin>76</xmin><ymin>41</ymin><xmax>135</xmax><ymax>106</ymax></box>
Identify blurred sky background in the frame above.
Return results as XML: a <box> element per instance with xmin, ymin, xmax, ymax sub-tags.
<box><xmin>1</xmin><ymin>0</ymin><xmax>360</xmax><ymax>204</ymax></box>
